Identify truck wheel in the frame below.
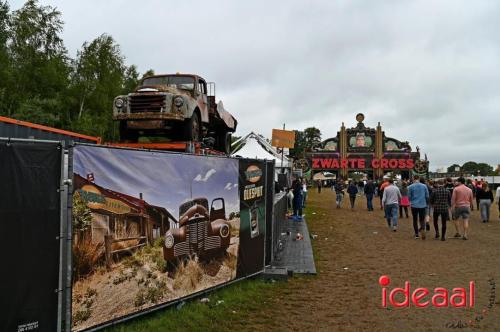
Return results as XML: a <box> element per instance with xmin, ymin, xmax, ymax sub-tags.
<box><xmin>119</xmin><ymin>121</ymin><xmax>139</xmax><ymax>143</ymax></box>
<box><xmin>184</xmin><ymin>112</ymin><xmax>201</xmax><ymax>142</ymax></box>
<box><xmin>217</xmin><ymin>131</ymin><xmax>232</xmax><ymax>154</ymax></box>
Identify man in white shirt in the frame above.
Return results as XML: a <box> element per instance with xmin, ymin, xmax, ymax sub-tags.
<box><xmin>382</xmin><ymin>179</ymin><xmax>402</xmax><ymax>232</ymax></box>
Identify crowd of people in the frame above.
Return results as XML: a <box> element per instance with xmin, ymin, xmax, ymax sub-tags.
<box><xmin>285</xmin><ymin>175</ymin><xmax>499</xmax><ymax>238</ymax></box>
<box><xmin>329</xmin><ymin>176</ymin><xmax>499</xmax><ymax>240</ymax></box>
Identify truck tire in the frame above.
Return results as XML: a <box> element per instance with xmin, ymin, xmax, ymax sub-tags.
<box><xmin>184</xmin><ymin>112</ymin><xmax>201</xmax><ymax>142</ymax></box>
<box><xmin>217</xmin><ymin>131</ymin><xmax>232</xmax><ymax>155</ymax></box>
<box><xmin>119</xmin><ymin>121</ymin><xmax>139</xmax><ymax>143</ymax></box>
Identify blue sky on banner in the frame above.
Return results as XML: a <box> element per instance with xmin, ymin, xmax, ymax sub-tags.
<box><xmin>73</xmin><ymin>145</ymin><xmax>240</xmax><ymax>217</ymax></box>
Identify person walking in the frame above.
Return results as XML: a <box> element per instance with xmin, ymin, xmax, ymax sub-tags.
<box><xmin>317</xmin><ymin>180</ymin><xmax>322</xmax><ymax>194</ymax></box>
<box><xmin>347</xmin><ymin>181</ymin><xmax>358</xmax><ymax>209</ymax></box>
<box><xmin>364</xmin><ymin>180</ymin><xmax>376</xmax><ymax>211</ymax></box>
<box><xmin>477</xmin><ymin>182</ymin><xmax>494</xmax><ymax>223</ymax></box>
<box><xmin>379</xmin><ymin>178</ymin><xmax>390</xmax><ymax>210</ymax></box>
<box><xmin>474</xmin><ymin>179</ymin><xmax>483</xmax><ymax>211</ymax></box>
<box><xmin>430</xmin><ymin>179</ymin><xmax>451</xmax><ymax>241</ymax></box>
<box><xmin>302</xmin><ymin>179</ymin><xmax>308</xmax><ymax>208</ymax></box>
<box><xmin>451</xmin><ymin>177</ymin><xmax>474</xmax><ymax>240</ymax></box>
<box><xmin>292</xmin><ymin>177</ymin><xmax>303</xmax><ymax>221</ymax></box>
<box><xmin>399</xmin><ymin>181</ymin><xmax>410</xmax><ymax>218</ymax></box>
<box><xmin>334</xmin><ymin>180</ymin><xmax>345</xmax><ymax>209</ymax></box>
<box><xmin>382</xmin><ymin>179</ymin><xmax>402</xmax><ymax>231</ymax></box>
<box><xmin>408</xmin><ymin>175</ymin><xmax>429</xmax><ymax>239</ymax></box>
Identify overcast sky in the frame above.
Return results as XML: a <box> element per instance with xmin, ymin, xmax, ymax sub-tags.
<box><xmin>9</xmin><ymin>0</ymin><xmax>500</xmax><ymax>170</ymax></box>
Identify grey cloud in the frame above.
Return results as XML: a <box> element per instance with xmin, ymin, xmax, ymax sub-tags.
<box><xmin>9</xmin><ymin>0</ymin><xmax>500</xmax><ymax>170</ymax></box>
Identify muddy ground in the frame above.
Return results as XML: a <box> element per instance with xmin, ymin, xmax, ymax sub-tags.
<box><xmin>247</xmin><ymin>189</ymin><xmax>500</xmax><ymax>331</ymax></box>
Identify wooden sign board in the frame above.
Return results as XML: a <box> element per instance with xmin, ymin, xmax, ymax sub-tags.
<box><xmin>272</xmin><ymin>129</ymin><xmax>295</xmax><ymax>148</ymax></box>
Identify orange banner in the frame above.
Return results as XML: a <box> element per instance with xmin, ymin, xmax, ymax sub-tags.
<box><xmin>271</xmin><ymin>129</ymin><xmax>295</xmax><ymax>148</ymax></box>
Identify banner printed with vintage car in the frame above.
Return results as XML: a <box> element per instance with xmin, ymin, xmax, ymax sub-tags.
<box><xmin>237</xmin><ymin>159</ymin><xmax>267</xmax><ymax>278</ymax></box>
<box><xmin>71</xmin><ymin>145</ymin><xmax>243</xmax><ymax>331</ymax></box>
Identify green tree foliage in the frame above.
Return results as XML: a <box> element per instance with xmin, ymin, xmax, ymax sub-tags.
<box><xmin>304</xmin><ymin>127</ymin><xmax>321</xmax><ymax>149</ymax></box>
<box><xmin>0</xmin><ymin>1</ymin><xmax>10</xmax><ymax>111</ymax></box>
<box><xmin>0</xmin><ymin>1</ymin><xmax>148</xmax><ymax>141</ymax></box>
<box><xmin>289</xmin><ymin>130</ymin><xmax>305</xmax><ymax>159</ymax></box>
<box><xmin>70</xmin><ymin>33</ymin><xmax>127</xmax><ymax>139</ymax></box>
<box><xmin>289</xmin><ymin>127</ymin><xmax>322</xmax><ymax>159</ymax></box>
<box><xmin>448</xmin><ymin>161</ymin><xmax>495</xmax><ymax>176</ymax></box>
<box><xmin>447</xmin><ymin>164</ymin><xmax>461</xmax><ymax>173</ymax></box>
<box><xmin>7</xmin><ymin>0</ymin><xmax>70</xmax><ymax>126</ymax></box>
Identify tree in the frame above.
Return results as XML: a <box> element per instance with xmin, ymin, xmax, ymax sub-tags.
<box><xmin>289</xmin><ymin>130</ymin><xmax>306</xmax><ymax>159</ymax></box>
<box><xmin>303</xmin><ymin>127</ymin><xmax>322</xmax><ymax>151</ymax></box>
<box><xmin>70</xmin><ymin>33</ymin><xmax>126</xmax><ymax>139</ymax></box>
<box><xmin>461</xmin><ymin>161</ymin><xmax>479</xmax><ymax>174</ymax></box>
<box><xmin>447</xmin><ymin>164</ymin><xmax>460</xmax><ymax>173</ymax></box>
<box><xmin>476</xmin><ymin>163</ymin><xmax>493</xmax><ymax>176</ymax></box>
<box><xmin>122</xmin><ymin>64</ymin><xmax>140</xmax><ymax>93</ymax></box>
<box><xmin>7</xmin><ymin>0</ymin><xmax>70</xmax><ymax>125</ymax></box>
<box><xmin>0</xmin><ymin>1</ymin><xmax>10</xmax><ymax>114</ymax></box>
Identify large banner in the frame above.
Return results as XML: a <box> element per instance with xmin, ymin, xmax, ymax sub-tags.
<box><xmin>71</xmin><ymin>145</ymin><xmax>268</xmax><ymax>331</ymax></box>
<box><xmin>71</xmin><ymin>145</ymin><xmax>240</xmax><ymax>330</ymax></box>
<box><xmin>0</xmin><ymin>141</ymin><xmax>62</xmax><ymax>332</ymax></box>
<box><xmin>237</xmin><ymin>159</ymin><xmax>266</xmax><ymax>277</ymax></box>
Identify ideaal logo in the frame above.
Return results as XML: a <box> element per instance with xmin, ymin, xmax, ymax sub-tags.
<box><xmin>245</xmin><ymin>165</ymin><xmax>262</xmax><ymax>183</ymax></box>
<box><xmin>379</xmin><ymin>275</ymin><xmax>475</xmax><ymax>308</ymax></box>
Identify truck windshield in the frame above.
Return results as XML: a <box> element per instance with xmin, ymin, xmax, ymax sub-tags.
<box><xmin>142</xmin><ymin>76</ymin><xmax>195</xmax><ymax>91</ymax></box>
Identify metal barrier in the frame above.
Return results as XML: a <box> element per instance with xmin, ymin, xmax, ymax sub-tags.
<box><xmin>271</xmin><ymin>192</ymin><xmax>288</xmax><ymax>263</ymax></box>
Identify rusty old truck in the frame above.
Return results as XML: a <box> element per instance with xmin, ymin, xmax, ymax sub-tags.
<box><xmin>162</xmin><ymin>197</ymin><xmax>231</xmax><ymax>267</ymax></box>
<box><xmin>112</xmin><ymin>73</ymin><xmax>237</xmax><ymax>154</ymax></box>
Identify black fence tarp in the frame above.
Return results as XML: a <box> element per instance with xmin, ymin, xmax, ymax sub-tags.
<box><xmin>0</xmin><ymin>140</ymin><xmax>62</xmax><ymax>332</ymax></box>
<box><xmin>264</xmin><ymin>160</ymin><xmax>275</xmax><ymax>265</ymax></box>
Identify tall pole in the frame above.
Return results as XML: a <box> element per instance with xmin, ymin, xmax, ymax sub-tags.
<box><xmin>281</xmin><ymin>123</ymin><xmax>285</xmax><ymax>170</ymax></box>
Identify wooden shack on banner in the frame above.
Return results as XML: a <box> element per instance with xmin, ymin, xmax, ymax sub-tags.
<box><xmin>73</xmin><ymin>174</ymin><xmax>176</xmax><ymax>246</ymax></box>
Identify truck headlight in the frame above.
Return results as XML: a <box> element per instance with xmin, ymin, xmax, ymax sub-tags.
<box><xmin>114</xmin><ymin>98</ymin><xmax>124</xmax><ymax>108</ymax></box>
<box><xmin>164</xmin><ymin>233</ymin><xmax>174</xmax><ymax>248</ymax></box>
<box><xmin>220</xmin><ymin>224</ymin><xmax>230</xmax><ymax>238</ymax></box>
<box><xmin>174</xmin><ymin>96</ymin><xmax>184</xmax><ymax>107</ymax></box>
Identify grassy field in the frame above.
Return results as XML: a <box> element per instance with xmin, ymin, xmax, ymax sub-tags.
<box><xmin>103</xmin><ymin>277</ymin><xmax>282</xmax><ymax>332</ymax></box>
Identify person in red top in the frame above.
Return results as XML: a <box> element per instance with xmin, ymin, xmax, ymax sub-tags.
<box><xmin>451</xmin><ymin>177</ymin><xmax>474</xmax><ymax>240</ymax></box>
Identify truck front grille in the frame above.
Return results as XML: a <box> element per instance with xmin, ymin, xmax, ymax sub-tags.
<box><xmin>187</xmin><ymin>220</ymin><xmax>207</xmax><ymax>252</ymax></box>
<box><xmin>129</xmin><ymin>94</ymin><xmax>166</xmax><ymax>113</ymax></box>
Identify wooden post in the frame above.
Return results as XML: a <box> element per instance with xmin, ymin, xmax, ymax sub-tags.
<box><xmin>104</xmin><ymin>235</ymin><xmax>113</xmax><ymax>270</ymax></box>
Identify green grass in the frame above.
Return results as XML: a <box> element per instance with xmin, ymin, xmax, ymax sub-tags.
<box><xmin>104</xmin><ymin>278</ymin><xmax>282</xmax><ymax>332</ymax></box>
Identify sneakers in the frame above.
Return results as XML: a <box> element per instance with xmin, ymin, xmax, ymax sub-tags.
<box><xmin>441</xmin><ymin>237</ymin><xmax>446</xmax><ymax>241</ymax></box>
<box><xmin>454</xmin><ymin>233</ymin><xmax>461</xmax><ymax>238</ymax></box>
<box><xmin>462</xmin><ymin>235</ymin><xmax>468</xmax><ymax>240</ymax></box>
<box><xmin>392</xmin><ymin>226</ymin><xmax>397</xmax><ymax>232</ymax></box>
<box><xmin>414</xmin><ymin>235</ymin><xmax>419</xmax><ymax>239</ymax></box>
<box><xmin>434</xmin><ymin>234</ymin><xmax>440</xmax><ymax>239</ymax></box>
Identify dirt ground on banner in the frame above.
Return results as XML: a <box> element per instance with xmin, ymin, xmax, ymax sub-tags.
<box><xmin>246</xmin><ymin>189</ymin><xmax>500</xmax><ymax>332</ymax></box>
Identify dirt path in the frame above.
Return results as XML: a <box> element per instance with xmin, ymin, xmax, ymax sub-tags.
<box><xmin>247</xmin><ymin>189</ymin><xmax>500</xmax><ymax>331</ymax></box>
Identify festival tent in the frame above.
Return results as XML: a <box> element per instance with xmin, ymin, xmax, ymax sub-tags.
<box><xmin>231</xmin><ymin>131</ymin><xmax>292</xmax><ymax>171</ymax></box>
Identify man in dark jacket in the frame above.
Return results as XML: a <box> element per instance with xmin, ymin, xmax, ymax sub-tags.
<box><xmin>347</xmin><ymin>181</ymin><xmax>358</xmax><ymax>209</ymax></box>
<box><xmin>364</xmin><ymin>180</ymin><xmax>375</xmax><ymax>211</ymax></box>
<box><xmin>292</xmin><ymin>177</ymin><xmax>303</xmax><ymax>221</ymax></box>
<box><xmin>430</xmin><ymin>179</ymin><xmax>451</xmax><ymax>241</ymax></box>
